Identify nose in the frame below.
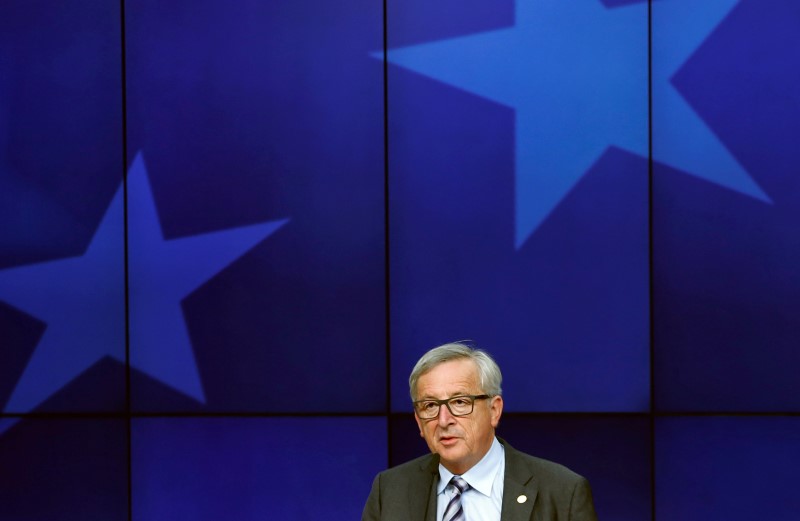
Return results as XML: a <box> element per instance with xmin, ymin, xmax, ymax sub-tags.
<box><xmin>437</xmin><ymin>403</ymin><xmax>456</xmax><ymax>427</ymax></box>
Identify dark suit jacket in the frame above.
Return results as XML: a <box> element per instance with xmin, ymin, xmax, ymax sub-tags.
<box><xmin>362</xmin><ymin>438</ymin><xmax>598</xmax><ymax>521</ymax></box>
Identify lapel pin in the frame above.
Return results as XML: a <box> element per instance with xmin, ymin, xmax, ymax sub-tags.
<box><xmin>517</xmin><ymin>495</ymin><xmax>527</xmax><ymax>504</ymax></box>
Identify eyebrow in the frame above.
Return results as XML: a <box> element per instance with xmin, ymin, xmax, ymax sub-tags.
<box><xmin>417</xmin><ymin>391</ymin><xmax>474</xmax><ymax>401</ymax></box>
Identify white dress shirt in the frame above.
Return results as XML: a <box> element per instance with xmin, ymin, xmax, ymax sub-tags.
<box><xmin>436</xmin><ymin>437</ymin><xmax>505</xmax><ymax>521</ymax></box>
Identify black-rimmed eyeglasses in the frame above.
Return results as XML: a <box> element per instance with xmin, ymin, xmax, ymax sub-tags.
<box><xmin>412</xmin><ymin>394</ymin><xmax>490</xmax><ymax>419</ymax></box>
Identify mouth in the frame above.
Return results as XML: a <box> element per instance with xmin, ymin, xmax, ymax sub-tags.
<box><xmin>438</xmin><ymin>436</ymin><xmax>460</xmax><ymax>447</ymax></box>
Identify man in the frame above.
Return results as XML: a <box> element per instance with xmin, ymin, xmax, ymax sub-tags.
<box><xmin>362</xmin><ymin>342</ymin><xmax>598</xmax><ymax>521</ymax></box>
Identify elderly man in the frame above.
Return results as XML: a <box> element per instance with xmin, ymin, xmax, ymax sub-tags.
<box><xmin>362</xmin><ymin>342</ymin><xmax>598</xmax><ymax>521</ymax></box>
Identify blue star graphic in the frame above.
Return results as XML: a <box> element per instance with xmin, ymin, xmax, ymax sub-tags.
<box><xmin>652</xmin><ymin>0</ymin><xmax>767</xmax><ymax>203</ymax></box>
<box><xmin>384</xmin><ymin>0</ymin><xmax>770</xmax><ymax>248</ymax></box>
<box><xmin>0</xmin><ymin>152</ymin><xmax>287</xmax><ymax>420</ymax></box>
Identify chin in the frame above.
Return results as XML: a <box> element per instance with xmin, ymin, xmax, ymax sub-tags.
<box><xmin>438</xmin><ymin>447</ymin><xmax>466</xmax><ymax>463</ymax></box>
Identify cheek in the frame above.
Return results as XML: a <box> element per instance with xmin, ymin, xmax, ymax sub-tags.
<box><xmin>423</xmin><ymin>427</ymin><xmax>440</xmax><ymax>452</ymax></box>
<box><xmin>421</xmin><ymin>422</ymin><xmax>437</xmax><ymax>441</ymax></box>
<box><xmin>463</xmin><ymin>424</ymin><xmax>477</xmax><ymax>444</ymax></box>
<box><xmin>463</xmin><ymin>419</ymin><xmax>487</xmax><ymax>444</ymax></box>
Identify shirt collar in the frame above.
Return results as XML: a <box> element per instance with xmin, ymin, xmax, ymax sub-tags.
<box><xmin>437</xmin><ymin>437</ymin><xmax>504</xmax><ymax>497</ymax></box>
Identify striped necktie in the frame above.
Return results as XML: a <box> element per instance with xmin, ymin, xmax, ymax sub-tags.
<box><xmin>443</xmin><ymin>476</ymin><xmax>470</xmax><ymax>521</ymax></box>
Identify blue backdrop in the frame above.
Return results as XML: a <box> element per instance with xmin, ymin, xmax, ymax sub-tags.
<box><xmin>1</xmin><ymin>0</ymin><xmax>798</xmax><ymax>519</ymax></box>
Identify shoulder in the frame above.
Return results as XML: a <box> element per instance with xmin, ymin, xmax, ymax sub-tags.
<box><xmin>375</xmin><ymin>452</ymin><xmax>437</xmax><ymax>484</ymax></box>
<box><xmin>501</xmin><ymin>439</ymin><xmax>597</xmax><ymax>519</ymax></box>
<box><xmin>501</xmin><ymin>439</ymin><xmax>589</xmax><ymax>488</ymax></box>
<box><xmin>363</xmin><ymin>453</ymin><xmax>438</xmax><ymax>520</ymax></box>
<box><xmin>513</xmin><ymin>449</ymin><xmax>583</xmax><ymax>479</ymax></box>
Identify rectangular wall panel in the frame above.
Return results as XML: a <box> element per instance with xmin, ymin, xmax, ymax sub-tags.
<box><xmin>656</xmin><ymin>416</ymin><xmax>800</xmax><ymax>520</ymax></box>
<box><xmin>0</xmin><ymin>0</ymin><xmax>125</xmax><ymax>414</ymax></box>
<box><xmin>387</xmin><ymin>0</ymin><xmax>650</xmax><ymax>413</ymax></box>
<box><xmin>132</xmin><ymin>417</ymin><xmax>387</xmax><ymax>520</ymax></box>
<box><xmin>0</xmin><ymin>418</ymin><xmax>128</xmax><ymax>521</ymax></box>
<box><xmin>126</xmin><ymin>0</ymin><xmax>386</xmax><ymax>413</ymax></box>
<box><xmin>652</xmin><ymin>0</ymin><xmax>800</xmax><ymax>411</ymax></box>
<box><xmin>390</xmin><ymin>414</ymin><xmax>651</xmax><ymax>521</ymax></box>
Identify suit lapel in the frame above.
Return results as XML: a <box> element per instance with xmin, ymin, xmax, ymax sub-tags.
<box><xmin>408</xmin><ymin>454</ymin><xmax>439</xmax><ymax>521</ymax></box>
<box><xmin>500</xmin><ymin>441</ymin><xmax>539</xmax><ymax>521</ymax></box>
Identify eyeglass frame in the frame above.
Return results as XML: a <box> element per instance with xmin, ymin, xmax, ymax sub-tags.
<box><xmin>412</xmin><ymin>394</ymin><xmax>491</xmax><ymax>419</ymax></box>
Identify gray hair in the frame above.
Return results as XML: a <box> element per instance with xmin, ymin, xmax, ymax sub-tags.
<box><xmin>409</xmin><ymin>341</ymin><xmax>503</xmax><ymax>400</ymax></box>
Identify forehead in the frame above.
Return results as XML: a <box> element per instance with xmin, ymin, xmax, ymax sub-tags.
<box><xmin>416</xmin><ymin>359</ymin><xmax>481</xmax><ymax>397</ymax></box>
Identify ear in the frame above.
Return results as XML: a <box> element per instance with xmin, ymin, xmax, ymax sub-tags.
<box><xmin>489</xmin><ymin>395</ymin><xmax>503</xmax><ymax>428</ymax></box>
